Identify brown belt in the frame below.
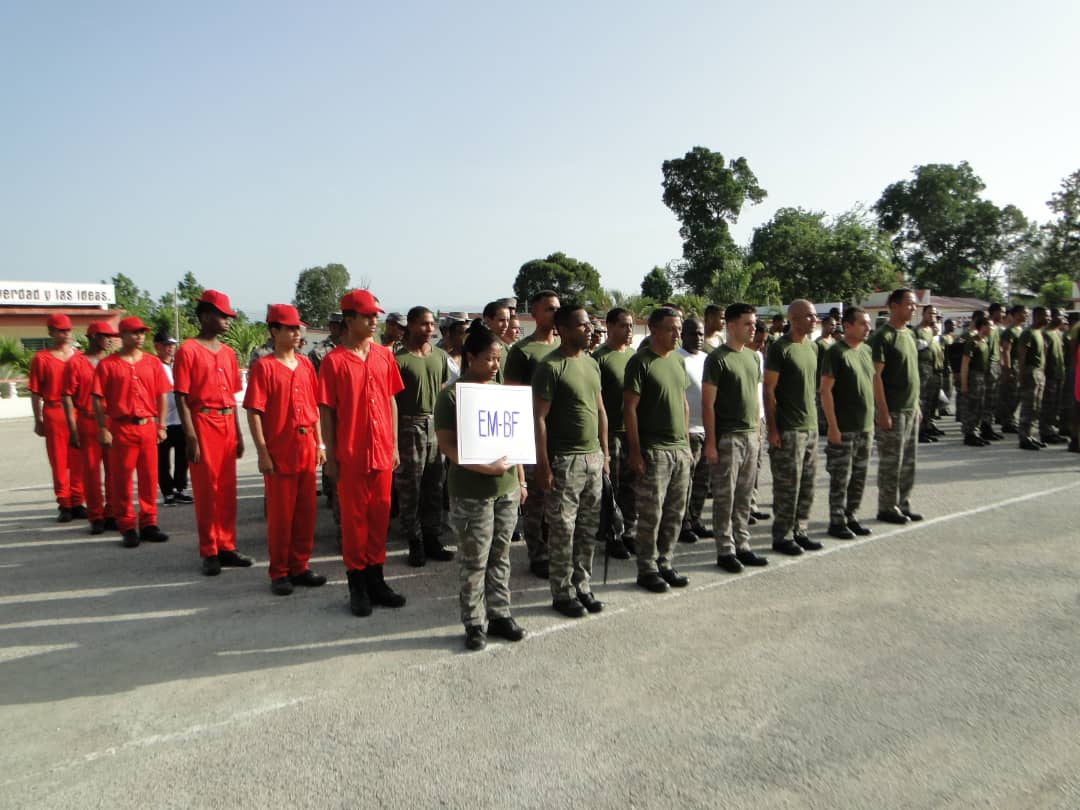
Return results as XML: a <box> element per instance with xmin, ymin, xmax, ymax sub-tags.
<box><xmin>199</xmin><ymin>407</ymin><xmax>233</xmax><ymax>415</ymax></box>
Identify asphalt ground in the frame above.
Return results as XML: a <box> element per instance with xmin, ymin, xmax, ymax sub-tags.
<box><xmin>1</xmin><ymin>415</ymin><xmax>1079</xmax><ymax>809</ymax></box>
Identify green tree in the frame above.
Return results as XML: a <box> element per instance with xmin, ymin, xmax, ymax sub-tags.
<box><xmin>640</xmin><ymin>266</ymin><xmax>673</xmax><ymax>301</ymax></box>
<box><xmin>874</xmin><ymin>162</ymin><xmax>1027</xmax><ymax>297</ymax></box>
<box><xmin>1038</xmin><ymin>274</ymin><xmax>1073</xmax><ymax>309</ymax></box>
<box><xmin>153</xmin><ymin>271</ymin><xmax>206</xmax><ymax>339</ymax></box>
<box><xmin>661</xmin><ymin>147</ymin><xmax>767</xmax><ymax>294</ymax></box>
<box><xmin>513</xmin><ymin>252</ymin><xmax>608</xmax><ymax>312</ymax></box>
<box><xmin>293</xmin><ymin>263</ymin><xmax>351</xmax><ymax>328</ymax></box>
<box><xmin>1042</xmin><ymin>170</ymin><xmax>1080</xmax><ymax>281</ymax></box>
<box><xmin>106</xmin><ymin>273</ymin><xmax>156</xmax><ymax>319</ymax></box>
<box><xmin>222</xmin><ymin>318</ymin><xmax>268</xmax><ymax>368</ymax></box>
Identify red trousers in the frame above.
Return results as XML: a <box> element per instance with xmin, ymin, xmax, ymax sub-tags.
<box><xmin>264</xmin><ymin>469</ymin><xmax>316</xmax><ymax>579</ymax></box>
<box><xmin>337</xmin><ymin>462</ymin><xmax>393</xmax><ymax>571</ymax></box>
<box><xmin>108</xmin><ymin>420</ymin><xmax>158</xmax><ymax>532</ymax></box>
<box><xmin>189</xmin><ymin>411</ymin><xmax>237</xmax><ymax>557</ymax></box>
<box><xmin>43</xmin><ymin>403</ymin><xmax>83</xmax><ymax>508</ymax></box>
<box><xmin>76</xmin><ymin>414</ymin><xmax>112</xmax><ymax>522</ymax></box>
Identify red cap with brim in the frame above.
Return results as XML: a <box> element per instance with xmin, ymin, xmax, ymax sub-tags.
<box><xmin>118</xmin><ymin>316</ymin><xmax>150</xmax><ymax>333</ymax></box>
<box><xmin>198</xmin><ymin>289</ymin><xmax>237</xmax><ymax>318</ymax></box>
<box><xmin>87</xmin><ymin>321</ymin><xmax>120</xmax><ymax>337</ymax></box>
<box><xmin>47</xmin><ymin>314</ymin><xmax>73</xmax><ymax>330</ymax></box>
<box><xmin>339</xmin><ymin>289</ymin><xmax>383</xmax><ymax>316</ymax></box>
<box><xmin>265</xmin><ymin>304</ymin><xmax>305</xmax><ymax>328</ymax></box>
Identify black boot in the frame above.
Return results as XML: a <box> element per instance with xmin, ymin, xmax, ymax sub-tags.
<box><xmin>365</xmin><ymin>564</ymin><xmax>406</xmax><ymax>608</ymax></box>
<box><xmin>346</xmin><ymin>569</ymin><xmax>372</xmax><ymax>617</ymax></box>
<box><xmin>423</xmin><ymin>533</ymin><xmax>454</xmax><ymax>562</ymax></box>
<box><xmin>407</xmin><ymin>537</ymin><xmax>426</xmax><ymax>567</ymax></box>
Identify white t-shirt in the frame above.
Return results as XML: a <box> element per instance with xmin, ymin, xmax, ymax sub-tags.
<box><xmin>160</xmin><ymin>361</ymin><xmax>180</xmax><ymax>427</ymax></box>
<box><xmin>677</xmin><ymin>348</ymin><xmax>707</xmax><ymax>435</ymax></box>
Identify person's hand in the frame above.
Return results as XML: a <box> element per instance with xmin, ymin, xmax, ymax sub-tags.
<box><xmin>316</xmin><ymin>446</ymin><xmax>327</xmax><ymax>466</ymax></box>
<box><xmin>235</xmin><ymin>436</ymin><xmax>245</xmax><ymax>459</ymax></box>
<box><xmin>518</xmin><ymin>484</ymin><xmax>528</xmax><ymax>506</ymax></box>
<box><xmin>767</xmin><ymin>426</ymin><xmax>782</xmax><ymax>448</ymax></box>
<box><xmin>392</xmin><ymin>447</ymin><xmax>400</xmax><ymax>470</ymax></box>
<box><xmin>602</xmin><ymin>456</ymin><xmax>611</xmax><ymax>477</ymax></box>
<box><xmin>69</xmin><ymin>430</ymin><xmax>81</xmax><ymax>450</ymax></box>
<box><xmin>827</xmin><ymin>426</ymin><xmax>842</xmax><ymax>446</ymax></box>
<box><xmin>876</xmin><ymin>410</ymin><xmax>893</xmax><ymax>431</ymax></box>
<box><xmin>628</xmin><ymin>450</ymin><xmax>645</xmax><ymax>476</ymax></box>
<box><xmin>536</xmin><ymin>461</ymin><xmax>554</xmax><ymax>492</ymax></box>
<box><xmin>704</xmin><ymin>443</ymin><xmax>719</xmax><ymax>465</ymax></box>
<box><xmin>156</xmin><ymin>426</ymin><xmax>167</xmax><ymax>445</ymax></box>
<box><xmin>34</xmin><ymin>420</ymin><xmax>45</xmax><ymax>438</ymax></box>
<box><xmin>489</xmin><ymin>456</ymin><xmax>511</xmax><ymax>476</ymax></box>
<box><xmin>257</xmin><ymin>449</ymin><xmax>274</xmax><ymax>476</ymax></box>
<box><xmin>99</xmin><ymin>427</ymin><xmax>113</xmax><ymax>448</ymax></box>
<box><xmin>185</xmin><ymin>433</ymin><xmax>200</xmax><ymax>464</ymax></box>
<box><xmin>324</xmin><ymin>457</ymin><xmax>338</xmax><ymax>482</ymax></box>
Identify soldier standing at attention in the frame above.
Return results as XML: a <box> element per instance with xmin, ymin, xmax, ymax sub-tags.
<box><xmin>814</xmin><ymin>315</ymin><xmax>836</xmax><ymax>437</ymax></box>
<box><xmin>173</xmin><ymin>290</ymin><xmax>251</xmax><ymax>576</ymax></box>
<box><xmin>702</xmin><ymin>303</ymin><xmax>769</xmax><ymax>573</ymax></box>
<box><xmin>244</xmin><ymin>304</ymin><xmax>328</xmax><ymax>596</ymax></box>
<box><xmin>436</xmin><ymin>312</ymin><xmax>468</xmax><ymax>384</ymax></box>
<box><xmin>1040</xmin><ymin>309</ymin><xmax>1066</xmax><ymax>444</ymax></box>
<box><xmin>764</xmin><ymin>299</ymin><xmax>822</xmax><ymax>555</ymax></box>
<box><xmin>307</xmin><ymin>312</ymin><xmax>344</xmax><ymax>375</ymax></box>
<box><xmin>63</xmin><ymin>322</ymin><xmax>118</xmax><ymax>534</ymax></box>
<box><xmin>435</xmin><ymin>322</ymin><xmax>528</xmax><ymax>651</ymax></box>
<box><xmin>998</xmin><ymin>305</ymin><xmax>1026</xmax><ymax>433</ymax></box>
<box><xmin>1016</xmin><ymin>305</ymin><xmax>1048</xmax><ymax>451</ymax></box>
<box><xmin>819</xmin><ymin>307</ymin><xmax>876</xmax><ymax>540</ymax></box>
<box><xmin>916</xmin><ymin>306</ymin><xmax>943</xmax><ymax>443</ymax></box>
<box><xmin>533</xmin><ymin>304</ymin><xmax>608</xmax><ymax>618</ymax></box>
<box><xmin>394</xmin><ymin>306</ymin><xmax>454</xmax><ymax>566</ymax></box>
<box><xmin>981</xmin><ymin>303</ymin><xmax>1006</xmax><ymax>442</ymax></box>
<box><xmin>319</xmin><ymin>290</ymin><xmax>407</xmax><ymax>617</ymax></box>
<box><xmin>624</xmin><ymin>307</ymin><xmax>693</xmax><ymax>593</ymax></box>
<box><xmin>93</xmin><ymin>317</ymin><xmax>171</xmax><ymax>548</ymax></box>
<box><xmin>676</xmin><ymin>317</ymin><xmax>712</xmax><ymax>544</ymax></box>
<box><xmin>29</xmin><ymin>313</ymin><xmax>84</xmax><ymax>522</ymax></box>
<box><xmin>591</xmin><ymin>308</ymin><xmax>637</xmax><ymax>558</ymax></box>
<box><xmin>504</xmin><ymin>290</ymin><xmax>560</xmax><ymax>579</ymax></box>
<box><xmin>960</xmin><ymin>312</ymin><xmax>992</xmax><ymax>447</ymax></box>
<box><xmin>703</xmin><ymin>304</ymin><xmax>726</xmax><ymax>350</ymax></box>
<box><xmin>869</xmin><ymin>288</ymin><xmax>923</xmax><ymax>524</ymax></box>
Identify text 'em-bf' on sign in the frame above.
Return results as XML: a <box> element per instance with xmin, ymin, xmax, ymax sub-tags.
<box><xmin>455</xmin><ymin>382</ymin><xmax>535</xmax><ymax>465</ymax></box>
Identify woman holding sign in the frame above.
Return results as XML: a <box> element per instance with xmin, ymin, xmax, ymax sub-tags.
<box><xmin>434</xmin><ymin>321</ymin><xmax>529</xmax><ymax>651</ymax></box>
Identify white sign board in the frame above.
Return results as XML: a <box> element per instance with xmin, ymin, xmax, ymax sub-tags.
<box><xmin>455</xmin><ymin>382</ymin><xmax>535</xmax><ymax>465</ymax></box>
<box><xmin>0</xmin><ymin>281</ymin><xmax>116</xmax><ymax>307</ymax></box>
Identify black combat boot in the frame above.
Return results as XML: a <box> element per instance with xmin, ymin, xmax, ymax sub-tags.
<box><xmin>346</xmin><ymin>569</ymin><xmax>372</xmax><ymax>617</ymax></box>
<box><xmin>365</xmin><ymin>564</ymin><xmax>406</xmax><ymax>608</ymax></box>
<box><xmin>423</xmin><ymin>533</ymin><xmax>454</xmax><ymax>562</ymax></box>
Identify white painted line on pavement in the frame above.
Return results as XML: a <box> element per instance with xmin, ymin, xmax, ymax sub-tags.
<box><xmin>0</xmin><ymin>643</ymin><xmax>79</xmax><ymax>663</ymax></box>
<box><xmin>0</xmin><ymin>580</ymin><xmax>201</xmax><ymax>607</ymax></box>
<box><xmin>0</xmin><ymin>608</ymin><xmax>205</xmax><ymax>630</ymax></box>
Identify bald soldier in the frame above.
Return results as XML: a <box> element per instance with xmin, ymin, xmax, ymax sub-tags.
<box><xmin>764</xmin><ymin>299</ymin><xmax>822</xmax><ymax>555</ymax></box>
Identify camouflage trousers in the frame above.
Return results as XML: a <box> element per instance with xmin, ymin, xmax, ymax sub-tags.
<box><xmin>544</xmin><ymin>452</ymin><xmax>603</xmax><ymax>601</ymax></box>
<box><xmin>824</xmin><ymin>431</ymin><xmax>871</xmax><ymax>525</ymax></box>
<box><xmin>1017</xmin><ymin>368</ymin><xmax>1045</xmax><ymax>441</ymax></box>
<box><xmin>1041</xmin><ymin>374</ymin><xmax>1063</xmax><ymax>439</ymax></box>
<box><xmin>451</xmin><ymin>489</ymin><xmax>519</xmax><ymax>626</ymax></box>
<box><xmin>634</xmin><ymin>446</ymin><xmax>692</xmax><ymax>575</ymax></box>
<box><xmin>750</xmin><ymin>419</ymin><xmax>765</xmax><ymax>512</ymax></box>
<box><xmin>682</xmin><ymin>432</ymin><xmax>710</xmax><ymax>530</ymax></box>
<box><xmin>522</xmin><ymin>464</ymin><xmax>548</xmax><ymax>563</ymax></box>
<box><xmin>768</xmin><ymin>430</ymin><xmax>817</xmax><ymax>542</ymax></box>
<box><xmin>981</xmin><ymin>364</ymin><xmax>1001</xmax><ymax>429</ymax></box>
<box><xmin>607</xmin><ymin>433</ymin><xmax>638</xmax><ymax>540</ymax></box>
<box><xmin>997</xmin><ymin>368</ymin><xmax>1019</xmax><ymax>428</ymax></box>
<box><xmin>962</xmin><ymin>374</ymin><xmax>987</xmax><ymax>435</ymax></box>
<box><xmin>394</xmin><ymin>415</ymin><xmax>445</xmax><ymax>542</ymax></box>
<box><xmin>875</xmin><ymin>410</ymin><xmax>918</xmax><ymax>514</ymax></box>
<box><xmin>919</xmin><ymin>362</ymin><xmax>941</xmax><ymax>431</ymax></box>
<box><xmin>711</xmin><ymin>431</ymin><xmax>759</xmax><ymax>556</ymax></box>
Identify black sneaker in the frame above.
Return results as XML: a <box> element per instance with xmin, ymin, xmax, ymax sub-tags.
<box><xmin>423</xmin><ymin>534</ymin><xmax>454</xmax><ymax>562</ymax></box>
<box><xmin>735</xmin><ymin>549</ymin><xmax>768</xmax><ymax>566</ymax></box>
<box><xmin>827</xmin><ymin>523</ymin><xmax>856</xmax><ymax>540</ymax></box>
<box><xmin>139</xmin><ymin>525</ymin><xmax>169</xmax><ymax>542</ymax></box>
<box><xmin>103</xmin><ymin>517</ymin><xmax>119</xmax><ymax>532</ymax></box>
<box><xmin>636</xmin><ymin>572</ymin><xmax>669</xmax><ymax>593</ymax></box>
<box><xmin>121</xmin><ymin>529</ymin><xmax>140</xmax><ymax>548</ymax></box>
<box><xmin>750</xmin><ymin>510</ymin><xmax>771</xmax><ymax>520</ymax></box>
<box><xmin>202</xmin><ymin>555</ymin><xmax>221</xmax><ymax>576</ymax></box>
<box><xmin>219</xmin><ymin>549</ymin><xmax>254</xmax><ymax>567</ymax></box>
<box><xmin>964</xmin><ymin>434</ymin><xmax>987</xmax><ymax>446</ymax></box>
<box><xmin>552</xmin><ymin>597</ymin><xmax>587</xmax><ymax>618</ymax></box>
<box><xmin>691</xmin><ymin>522</ymin><xmax>715</xmax><ymax>539</ymax></box>
<box><xmin>163</xmin><ymin>493</ymin><xmax>176</xmax><ymax>506</ymax></box>
<box><xmin>288</xmin><ymin>570</ymin><xmax>327</xmax><ymax>587</ymax></box>
<box><xmin>877</xmin><ymin>510</ymin><xmax>910</xmax><ymax>525</ymax></box>
<box><xmin>677</xmin><ymin>527</ymin><xmax>699</xmax><ymax>545</ymax></box>
<box><xmin>71</xmin><ymin>505</ymin><xmax>88</xmax><ymax>519</ymax></box>
<box><xmin>465</xmin><ymin>624</ymin><xmax>487</xmax><ymax>651</ymax></box>
<box><xmin>658</xmin><ymin>568</ymin><xmax>689</xmax><ymax>588</ymax></box>
<box><xmin>89</xmin><ymin>520</ymin><xmax>105</xmax><ymax>535</ymax></box>
<box><xmin>771</xmin><ymin>539</ymin><xmax>803</xmax><ymax>556</ymax></box>
<box><xmin>487</xmin><ymin>616</ymin><xmax>525</xmax><ymax>642</ymax></box>
<box><xmin>576</xmin><ymin>590</ymin><xmax>604</xmax><ymax>613</ymax></box>
<box><xmin>901</xmin><ymin>509</ymin><xmax>924</xmax><ymax>521</ymax></box>
<box><xmin>173</xmin><ymin>491</ymin><xmax>194</xmax><ymax>504</ymax></box>
<box><xmin>793</xmin><ymin>532</ymin><xmax>823</xmax><ymax>551</ymax></box>
<box><xmin>1019</xmin><ymin>438</ymin><xmax>1042</xmax><ymax>450</ymax></box>
<box><xmin>271</xmin><ymin>577</ymin><xmax>294</xmax><ymax>596</ymax></box>
<box><xmin>606</xmin><ymin>536</ymin><xmax>631</xmax><ymax>559</ymax></box>
<box><xmin>716</xmin><ymin>554</ymin><xmax>744</xmax><ymax>574</ymax></box>
<box><xmin>846</xmin><ymin>519</ymin><xmax>872</xmax><ymax>536</ymax></box>
<box><xmin>57</xmin><ymin>507</ymin><xmax>73</xmax><ymax>524</ymax></box>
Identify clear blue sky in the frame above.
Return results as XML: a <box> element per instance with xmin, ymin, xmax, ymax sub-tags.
<box><xmin>2</xmin><ymin>1</ymin><xmax>1077</xmax><ymax>316</ymax></box>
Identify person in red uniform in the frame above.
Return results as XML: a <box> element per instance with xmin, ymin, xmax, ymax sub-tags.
<box><xmin>93</xmin><ymin>317</ymin><xmax>171</xmax><ymax>547</ymax></box>
<box><xmin>319</xmin><ymin>289</ymin><xmax>407</xmax><ymax>617</ymax></box>
<box><xmin>244</xmin><ymin>304</ymin><xmax>328</xmax><ymax>596</ymax></box>
<box><xmin>63</xmin><ymin>321</ymin><xmax>119</xmax><ymax>534</ymax></box>
<box><xmin>29</xmin><ymin>313</ymin><xmax>85</xmax><ymax>522</ymax></box>
<box><xmin>173</xmin><ymin>290</ymin><xmax>250</xmax><ymax>576</ymax></box>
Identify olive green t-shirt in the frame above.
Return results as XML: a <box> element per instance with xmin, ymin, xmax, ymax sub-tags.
<box><xmin>868</xmin><ymin>324</ymin><xmax>920</xmax><ymax>412</ymax></box>
<box><xmin>1044</xmin><ymin>328</ymin><xmax>1064</xmax><ymax>377</ymax></box>
<box><xmin>504</xmin><ymin>334</ymin><xmax>560</xmax><ymax>386</ymax></box>
<box><xmin>592</xmin><ymin>344</ymin><xmax>633</xmax><ymax>434</ymax></box>
<box><xmin>702</xmin><ymin>345</ymin><xmax>760</xmax><ymax>433</ymax></box>
<box><xmin>820</xmin><ymin>340</ymin><xmax>875</xmax><ymax>433</ymax></box>
<box><xmin>623</xmin><ymin>348</ymin><xmax>690</xmax><ymax>450</ymax></box>
<box><xmin>394</xmin><ymin>346</ymin><xmax>449</xmax><ymax>416</ymax></box>
<box><xmin>1001</xmin><ymin>326</ymin><xmax>1022</xmax><ymax>370</ymax></box>
<box><xmin>1018</xmin><ymin>327</ymin><xmax>1044</xmax><ymax>369</ymax></box>
<box><xmin>433</xmin><ymin>381</ymin><xmax>519</xmax><ymax>500</ymax></box>
<box><xmin>986</xmin><ymin>326</ymin><xmax>1002</xmax><ymax>364</ymax></box>
<box><xmin>965</xmin><ymin>338</ymin><xmax>989</xmax><ymax>375</ymax></box>
<box><xmin>765</xmin><ymin>335</ymin><xmax>818</xmax><ymax>432</ymax></box>
<box><xmin>532</xmin><ymin>350</ymin><xmax>601</xmax><ymax>455</ymax></box>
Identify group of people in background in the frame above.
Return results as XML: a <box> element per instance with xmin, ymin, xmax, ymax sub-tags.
<box><xmin>27</xmin><ymin>286</ymin><xmax>1079</xmax><ymax>651</ymax></box>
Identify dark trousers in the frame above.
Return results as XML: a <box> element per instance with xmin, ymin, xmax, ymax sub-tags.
<box><xmin>157</xmin><ymin>424</ymin><xmax>188</xmax><ymax>496</ymax></box>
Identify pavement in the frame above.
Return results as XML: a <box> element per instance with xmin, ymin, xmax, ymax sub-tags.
<box><xmin>1</xmin><ymin>415</ymin><xmax>1079</xmax><ymax>809</ymax></box>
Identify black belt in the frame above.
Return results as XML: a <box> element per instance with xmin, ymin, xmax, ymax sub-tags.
<box><xmin>43</xmin><ymin>400</ymin><xmax>62</xmax><ymax>408</ymax></box>
<box><xmin>116</xmin><ymin>416</ymin><xmax>151</xmax><ymax>425</ymax></box>
<box><xmin>297</xmin><ymin>426</ymin><xmax>316</xmax><ymax>435</ymax></box>
<box><xmin>199</xmin><ymin>407</ymin><xmax>233</xmax><ymax>415</ymax></box>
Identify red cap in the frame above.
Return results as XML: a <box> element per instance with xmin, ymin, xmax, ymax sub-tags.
<box><xmin>266</xmin><ymin>303</ymin><xmax>305</xmax><ymax>327</ymax></box>
<box><xmin>198</xmin><ymin>289</ymin><xmax>237</xmax><ymax>318</ymax></box>
<box><xmin>118</xmin><ymin>316</ymin><xmax>150</xmax><ymax>333</ymax></box>
<box><xmin>339</xmin><ymin>289</ymin><xmax>383</xmax><ymax>316</ymax></box>
<box><xmin>47</xmin><ymin>313</ymin><xmax>73</xmax><ymax>330</ymax></box>
<box><xmin>87</xmin><ymin>321</ymin><xmax>120</xmax><ymax>337</ymax></box>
